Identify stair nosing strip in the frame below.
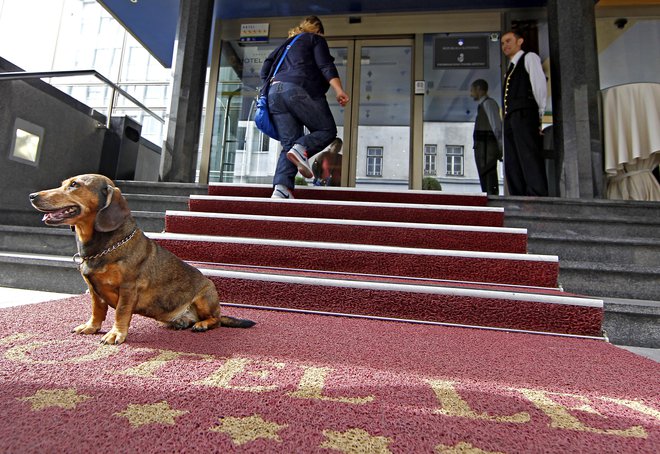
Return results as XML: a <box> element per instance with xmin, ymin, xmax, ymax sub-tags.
<box><xmin>165</xmin><ymin>210</ymin><xmax>527</xmax><ymax>234</ymax></box>
<box><xmin>221</xmin><ymin>302</ymin><xmax>606</xmax><ymax>341</ymax></box>
<box><xmin>189</xmin><ymin>194</ymin><xmax>504</xmax><ymax>212</ymax></box>
<box><xmin>148</xmin><ymin>232</ymin><xmax>556</xmax><ymax>262</ymax></box>
<box><xmin>201</xmin><ymin>268</ymin><xmax>602</xmax><ymax>308</ymax></box>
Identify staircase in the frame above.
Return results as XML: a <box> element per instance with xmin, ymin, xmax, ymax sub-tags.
<box><xmin>2</xmin><ymin>181</ymin><xmax>658</xmax><ymax>345</ymax></box>
<box><xmin>153</xmin><ymin>183</ymin><xmax>602</xmax><ymax>337</ymax></box>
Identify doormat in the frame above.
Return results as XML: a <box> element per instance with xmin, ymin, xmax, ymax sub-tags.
<box><xmin>0</xmin><ymin>295</ymin><xmax>658</xmax><ymax>453</ymax></box>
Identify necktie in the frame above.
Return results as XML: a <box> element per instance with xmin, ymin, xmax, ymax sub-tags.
<box><xmin>506</xmin><ymin>62</ymin><xmax>514</xmax><ymax>76</ymax></box>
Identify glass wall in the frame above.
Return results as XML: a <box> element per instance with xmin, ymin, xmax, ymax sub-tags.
<box><xmin>422</xmin><ymin>32</ymin><xmax>504</xmax><ymax>193</ymax></box>
<box><xmin>209</xmin><ymin>39</ymin><xmax>348</xmax><ymax>184</ymax></box>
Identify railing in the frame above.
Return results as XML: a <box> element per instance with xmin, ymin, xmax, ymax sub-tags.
<box><xmin>0</xmin><ymin>69</ymin><xmax>164</xmax><ymax>128</ymax></box>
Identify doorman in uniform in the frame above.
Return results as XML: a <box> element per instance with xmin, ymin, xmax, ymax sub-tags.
<box><xmin>501</xmin><ymin>30</ymin><xmax>548</xmax><ymax>196</ymax></box>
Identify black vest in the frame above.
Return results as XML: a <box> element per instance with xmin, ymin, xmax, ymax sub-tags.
<box><xmin>503</xmin><ymin>53</ymin><xmax>538</xmax><ymax>116</ymax></box>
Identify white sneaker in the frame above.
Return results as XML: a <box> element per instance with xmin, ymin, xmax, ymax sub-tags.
<box><xmin>271</xmin><ymin>184</ymin><xmax>294</xmax><ymax>199</ymax></box>
<box><xmin>286</xmin><ymin>146</ymin><xmax>314</xmax><ymax>179</ymax></box>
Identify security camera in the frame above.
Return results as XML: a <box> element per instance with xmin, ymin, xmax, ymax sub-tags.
<box><xmin>614</xmin><ymin>18</ymin><xmax>628</xmax><ymax>29</ymax></box>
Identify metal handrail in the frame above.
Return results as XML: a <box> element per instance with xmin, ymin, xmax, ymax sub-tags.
<box><xmin>0</xmin><ymin>69</ymin><xmax>164</xmax><ymax>127</ymax></box>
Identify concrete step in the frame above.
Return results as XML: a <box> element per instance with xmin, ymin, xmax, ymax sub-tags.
<box><xmin>0</xmin><ymin>225</ymin><xmax>75</xmax><ymax>255</ymax></box>
<box><xmin>558</xmin><ymin>260</ymin><xmax>660</xmax><ymax>301</ymax></box>
<box><xmin>116</xmin><ymin>180</ymin><xmax>208</xmax><ymax>197</ymax></box>
<box><xmin>492</xmin><ymin>197</ymin><xmax>660</xmax><ymax>239</ymax></box>
<box><xmin>123</xmin><ymin>194</ymin><xmax>190</xmax><ymax>212</ymax></box>
<box><xmin>1</xmin><ymin>208</ymin><xmax>164</xmax><ymax>232</ymax></box>
<box><xmin>491</xmin><ymin>196</ymin><xmax>660</xmax><ymax>221</ymax></box>
<box><xmin>602</xmin><ymin>297</ymin><xmax>660</xmax><ymax>348</ymax></box>
<box><xmin>0</xmin><ymin>252</ymin><xmax>87</xmax><ymax>294</ymax></box>
<box><xmin>528</xmin><ymin>232</ymin><xmax>660</xmax><ymax>267</ymax></box>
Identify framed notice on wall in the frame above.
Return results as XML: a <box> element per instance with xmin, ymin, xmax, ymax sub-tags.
<box><xmin>434</xmin><ymin>36</ymin><xmax>489</xmax><ymax>69</ymax></box>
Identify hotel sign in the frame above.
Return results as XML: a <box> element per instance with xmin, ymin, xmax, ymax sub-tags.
<box><xmin>434</xmin><ymin>36</ymin><xmax>489</xmax><ymax>68</ymax></box>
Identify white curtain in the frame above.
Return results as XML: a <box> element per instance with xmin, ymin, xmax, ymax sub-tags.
<box><xmin>602</xmin><ymin>83</ymin><xmax>660</xmax><ymax>201</ymax></box>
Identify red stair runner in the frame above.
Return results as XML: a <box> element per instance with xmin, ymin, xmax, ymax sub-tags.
<box><xmin>158</xmin><ymin>185</ymin><xmax>602</xmax><ymax>337</ymax></box>
<box><xmin>188</xmin><ymin>196</ymin><xmax>504</xmax><ymax>227</ymax></box>
<box><xmin>165</xmin><ymin>211</ymin><xmax>529</xmax><ymax>253</ymax></box>
<box><xmin>207</xmin><ymin>182</ymin><xmax>488</xmax><ymax>206</ymax></box>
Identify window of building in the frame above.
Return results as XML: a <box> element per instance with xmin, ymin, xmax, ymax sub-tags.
<box><xmin>424</xmin><ymin>144</ymin><xmax>437</xmax><ymax>175</ymax></box>
<box><xmin>366</xmin><ymin>147</ymin><xmax>383</xmax><ymax>177</ymax></box>
<box><xmin>445</xmin><ymin>145</ymin><xmax>464</xmax><ymax>176</ymax></box>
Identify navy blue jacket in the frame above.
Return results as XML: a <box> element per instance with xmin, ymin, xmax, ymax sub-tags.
<box><xmin>260</xmin><ymin>33</ymin><xmax>339</xmax><ymax>99</ymax></box>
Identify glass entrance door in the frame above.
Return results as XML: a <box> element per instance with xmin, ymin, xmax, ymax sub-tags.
<box><xmin>329</xmin><ymin>39</ymin><xmax>413</xmax><ymax>189</ymax></box>
<box><xmin>208</xmin><ymin>38</ymin><xmax>413</xmax><ymax>188</ymax></box>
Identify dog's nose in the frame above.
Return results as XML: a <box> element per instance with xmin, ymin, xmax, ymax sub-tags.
<box><xmin>29</xmin><ymin>192</ymin><xmax>38</xmax><ymax>201</ymax></box>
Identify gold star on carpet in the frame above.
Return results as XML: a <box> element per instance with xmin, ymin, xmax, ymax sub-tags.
<box><xmin>18</xmin><ymin>388</ymin><xmax>91</xmax><ymax>411</ymax></box>
<box><xmin>210</xmin><ymin>414</ymin><xmax>288</xmax><ymax>446</ymax></box>
<box><xmin>320</xmin><ymin>428</ymin><xmax>392</xmax><ymax>454</ymax></box>
<box><xmin>435</xmin><ymin>441</ymin><xmax>505</xmax><ymax>454</ymax></box>
<box><xmin>114</xmin><ymin>401</ymin><xmax>188</xmax><ymax>428</ymax></box>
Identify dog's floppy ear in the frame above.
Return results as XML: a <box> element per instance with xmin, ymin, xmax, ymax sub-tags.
<box><xmin>95</xmin><ymin>185</ymin><xmax>130</xmax><ymax>232</ymax></box>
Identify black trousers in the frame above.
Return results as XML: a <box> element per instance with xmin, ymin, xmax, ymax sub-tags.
<box><xmin>473</xmin><ymin>137</ymin><xmax>500</xmax><ymax>195</ymax></box>
<box><xmin>503</xmin><ymin>109</ymin><xmax>548</xmax><ymax>196</ymax></box>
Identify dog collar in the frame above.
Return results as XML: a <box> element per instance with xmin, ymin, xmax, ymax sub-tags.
<box><xmin>73</xmin><ymin>228</ymin><xmax>138</xmax><ymax>266</ymax></box>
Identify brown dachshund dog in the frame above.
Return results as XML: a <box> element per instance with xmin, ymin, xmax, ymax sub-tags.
<box><xmin>29</xmin><ymin>174</ymin><xmax>254</xmax><ymax>344</ymax></box>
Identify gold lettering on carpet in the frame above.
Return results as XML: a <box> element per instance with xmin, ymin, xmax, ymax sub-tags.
<box><xmin>17</xmin><ymin>388</ymin><xmax>92</xmax><ymax>411</ymax></box>
<box><xmin>210</xmin><ymin>414</ymin><xmax>288</xmax><ymax>446</ymax></box>
<box><xmin>288</xmin><ymin>366</ymin><xmax>375</xmax><ymax>404</ymax></box>
<box><xmin>0</xmin><ymin>333</ymin><xmax>32</xmax><ymax>345</ymax></box>
<box><xmin>4</xmin><ymin>339</ymin><xmax>118</xmax><ymax>364</ymax></box>
<box><xmin>320</xmin><ymin>428</ymin><xmax>392</xmax><ymax>453</ymax></box>
<box><xmin>517</xmin><ymin>388</ymin><xmax>647</xmax><ymax>438</ymax></box>
<box><xmin>435</xmin><ymin>441</ymin><xmax>505</xmax><ymax>453</ymax></box>
<box><xmin>599</xmin><ymin>397</ymin><xmax>660</xmax><ymax>421</ymax></box>
<box><xmin>427</xmin><ymin>379</ymin><xmax>530</xmax><ymax>423</ymax></box>
<box><xmin>114</xmin><ymin>401</ymin><xmax>189</xmax><ymax>428</ymax></box>
<box><xmin>194</xmin><ymin>357</ymin><xmax>285</xmax><ymax>392</ymax></box>
<box><xmin>114</xmin><ymin>348</ymin><xmax>214</xmax><ymax>378</ymax></box>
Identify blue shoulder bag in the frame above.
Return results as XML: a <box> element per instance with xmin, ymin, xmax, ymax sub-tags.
<box><xmin>255</xmin><ymin>34</ymin><xmax>303</xmax><ymax>140</ymax></box>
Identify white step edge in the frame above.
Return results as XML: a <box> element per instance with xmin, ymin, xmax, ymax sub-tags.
<box><xmin>147</xmin><ymin>232</ymin><xmax>558</xmax><ymax>263</ymax></box>
<box><xmin>190</xmin><ymin>194</ymin><xmax>504</xmax><ymax>213</ymax></box>
<box><xmin>201</xmin><ymin>268</ymin><xmax>602</xmax><ymax>308</ymax></box>
<box><xmin>165</xmin><ymin>210</ymin><xmax>527</xmax><ymax>235</ymax></box>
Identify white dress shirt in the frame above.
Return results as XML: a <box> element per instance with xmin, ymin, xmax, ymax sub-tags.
<box><xmin>510</xmin><ymin>50</ymin><xmax>547</xmax><ymax>118</ymax></box>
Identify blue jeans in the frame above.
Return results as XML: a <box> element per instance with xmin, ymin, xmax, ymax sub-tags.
<box><xmin>268</xmin><ymin>81</ymin><xmax>337</xmax><ymax>189</ymax></box>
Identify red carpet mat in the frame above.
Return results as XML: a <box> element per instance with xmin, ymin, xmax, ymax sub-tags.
<box><xmin>1</xmin><ymin>296</ymin><xmax>658</xmax><ymax>453</ymax></box>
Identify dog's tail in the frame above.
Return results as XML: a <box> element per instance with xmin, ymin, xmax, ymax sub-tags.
<box><xmin>219</xmin><ymin>316</ymin><xmax>256</xmax><ymax>328</ymax></box>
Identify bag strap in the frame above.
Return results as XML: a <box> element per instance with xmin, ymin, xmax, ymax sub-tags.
<box><xmin>271</xmin><ymin>33</ymin><xmax>304</xmax><ymax>78</ymax></box>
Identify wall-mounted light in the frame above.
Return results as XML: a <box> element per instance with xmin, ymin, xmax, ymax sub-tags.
<box><xmin>9</xmin><ymin>118</ymin><xmax>44</xmax><ymax>166</ymax></box>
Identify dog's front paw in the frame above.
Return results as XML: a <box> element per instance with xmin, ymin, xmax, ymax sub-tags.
<box><xmin>72</xmin><ymin>322</ymin><xmax>101</xmax><ymax>335</ymax></box>
<box><xmin>100</xmin><ymin>327</ymin><xmax>127</xmax><ymax>345</ymax></box>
